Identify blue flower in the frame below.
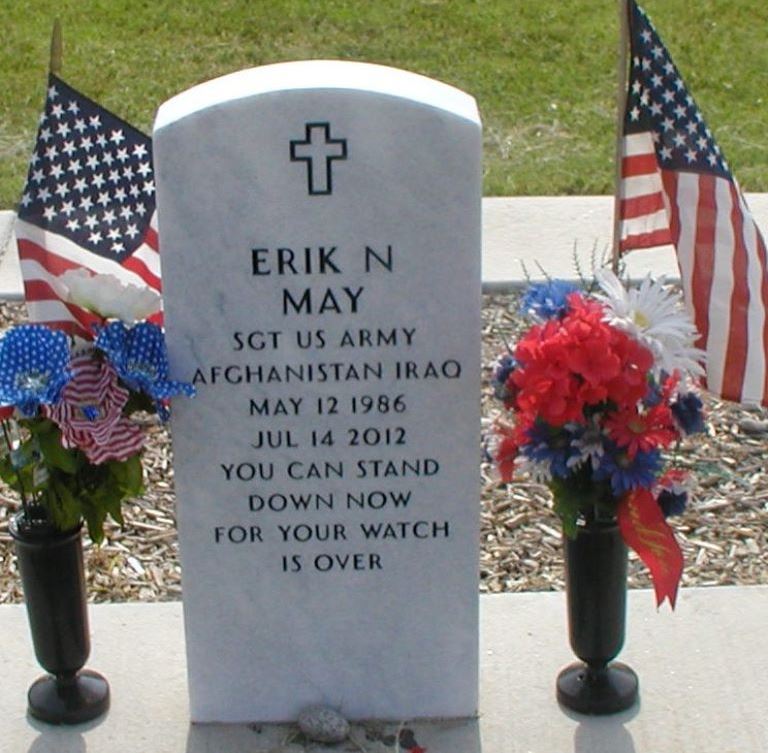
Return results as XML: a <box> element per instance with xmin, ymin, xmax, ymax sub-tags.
<box><xmin>520</xmin><ymin>280</ymin><xmax>579</xmax><ymax>320</ymax></box>
<box><xmin>643</xmin><ymin>376</ymin><xmax>663</xmax><ymax>407</ymax></box>
<box><xmin>658</xmin><ymin>489</ymin><xmax>687</xmax><ymax>517</ymax></box>
<box><xmin>491</xmin><ymin>354</ymin><xmax>516</xmax><ymax>400</ymax></box>
<box><xmin>94</xmin><ymin>321</ymin><xmax>195</xmax><ymax>419</ymax></box>
<box><xmin>521</xmin><ymin>422</ymin><xmax>579</xmax><ymax>479</ymax></box>
<box><xmin>594</xmin><ymin>444</ymin><xmax>662</xmax><ymax>496</ymax></box>
<box><xmin>0</xmin><ymin>325</ymin><xmax>71</xmax><ymax>416</ymax></box>
<box><xmin>671</xmin><ymin>392</ymin><xmax>705</xmax><ymax>434</ymax></box>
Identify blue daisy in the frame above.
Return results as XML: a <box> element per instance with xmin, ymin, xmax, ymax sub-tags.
<box><xmin>94</xmin><ymin>321</ymin><xmax>195</xmax><ymax>418</ymax></box>
<box><xmin>491</xmin><ymin>353</ymin><xmax>516</xmax><ymax>400</ymax></box>
<box><xmin>520</xmin><ymin>280</ymin><xmax>579</xmax><ymax>321</ymax></box>
<box><xmin>0</xmin><ymin>325</ymin><xmax>71</xmax><ymax>416</ymax></box>
<box><xmin>658</xmin><ymin>489</ymin><xmax>687</xmax><ymax>517</ymax></box>
<box><xmin>594</xmin><ymin>444</ymin><xmax>662</xmax><ymax>496</ymax></box>
<box><xmin>521</xmin><ymin>422</ymin><xmax>580</xmax><ymax>479</ymax></box>
<box><xmin>671</xmin><ymin>392</ymin><xmax>705</xmax><ymax>434</ymax></box>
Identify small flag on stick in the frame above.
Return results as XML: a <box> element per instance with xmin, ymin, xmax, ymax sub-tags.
<box><xmin>617</xmin><ymin>1</ymin><xmax>768</xmax><ymax>407</ymax></box>
<box><xmin>16</xmin><ymin>74</ymin><xmax>160</xmax><ymax>339</ymax></box>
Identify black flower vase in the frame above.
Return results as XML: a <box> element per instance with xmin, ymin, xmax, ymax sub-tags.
<box><xmin>10</xmin><ymin>511</ymin><xmax>110</xmax><ymax>724</ymax></box>
<box><xmin>556</xmin><ymin>512</ymin><xmax>639</xmax><ymax>715</ymax></box>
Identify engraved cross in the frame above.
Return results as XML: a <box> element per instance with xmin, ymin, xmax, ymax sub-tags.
<box><xmin>290</xmin><ymin>122</ymin><xmax>348</xmax><ymax>196</ymax></box>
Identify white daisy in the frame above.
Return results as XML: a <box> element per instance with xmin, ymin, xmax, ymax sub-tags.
<box><xmin>515</xmin><ymin>455</ymin><xmax>553</xmax><ymax>484</ymax></box>
<box><xmin>566</xmin><ymin>420</ymin><xmax>605</xmax><ymax>470</ymax></box>
<box><xmin>595</xmin><ymin>269</ymin><xmax>705</xmax><ymax>378</ymax></box>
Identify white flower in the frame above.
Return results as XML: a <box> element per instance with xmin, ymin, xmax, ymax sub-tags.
<box><xmin>595</xmin><ymin>269</ymin><xmax>705</xmax><ymax>378</ymax></box>
<box><xmin>515</xmin><ymin>455</ymin><xmax>553</xmax><ymax>484</ymax></box>
<box><xmin>566</xmin><ymin>421</ymin><xmax>605</xmax><ymax>470</ymax></box>
<box><xmin>58</xmin><ymin>270</ymin><xmax>161</xmax><ymax>323</ymax></box>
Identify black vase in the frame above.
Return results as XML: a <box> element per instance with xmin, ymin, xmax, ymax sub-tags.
<box><xmin>10</xmin><ymin>512</ymin><xmax>110</xmax><ymax>724</ymax></box>
<box><xmin>556</xmin><ymin>515</ymin><xmax>639</xmax><ymax>715</ymax></box>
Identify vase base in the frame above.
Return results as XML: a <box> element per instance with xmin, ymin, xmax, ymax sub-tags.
<box><xmin>556</xmin><ymin>661</ymin><xmax>638</xmax><ymax>715</ymax></box>
<box><xmin>28</xmin><ymin>669</ymin><xmax>110</xmax><ymax>725</ymax></box>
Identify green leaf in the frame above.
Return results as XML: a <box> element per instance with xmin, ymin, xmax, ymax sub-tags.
<box><xmin>0</xmin><ymin>454</ymin><xmax>18</xmax><ymax>485</ymax></box>
<box><xmin>82</xmin><ymin>503</ymin><xmax>108</xmax><ymax>545</ymax></box>
<box><xmin>550</xmin><ymin>468</ymin><xmax>616</xmax><ymax>535</ymax></box>
<box><xmin>36</xmin><ymin>425</ymin><xmax>78</xmax><ymax>473</ymax></box>
<box><xmin>124</xmin><ymin>391</ymin><xmax>154</xmax><ymax>415</ymax></box>
<box><xmin>108</xmin><ymin>454</ymin><xmax>144</xmax><ymax>497</ymax></box>
<box><xmin>45</xmin><ymin>478</ymin><xmax>82</xmax><ymax>532</ymax></box>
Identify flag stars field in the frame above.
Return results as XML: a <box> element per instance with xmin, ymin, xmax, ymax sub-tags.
<box><xmin>18</xmin><ymin>78</ymin><xmax>156</xmax><ymax>264</ymax></box>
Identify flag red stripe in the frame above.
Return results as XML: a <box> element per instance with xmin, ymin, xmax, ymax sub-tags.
<box><xmin>620</xmin><ymin>191</ymin><xmax>666</xmax><ymax>220</ymax></box>
<box><xmin>622</xmin><ymin>153</ymin><xmax>658</xmax><ymax>177</ymax></box>
<box><xmin>690</xmin><ymin>176</ymin><xmax>716</xmax><ymax>352</ymax></box>
<box><xmin>22</xmin><ymin>280</ymin><xmax>97</xmax><ymax>338</ymax></box>
<box><xmin>661</xmin><ymin>171</ymin><xmax>681</xmax><ymax>245</ymax></box>
<box><xmin>18</xmin><ymin>238</ymin><xmax>82</xmax><ymax>276</ymax></box>
<box><xmin>720</xmin><ymin>182</ymin><xmax>750</xmax><ymax>401</ymax></box>
<box><xmin>619</xmin><ymin>228</ymin><xmax>672</xmax><ymax>251</ymax></box>
<box><xmin>122</xmin><ymin>254</ymin><xmax>161</xmax><ymax>291</ymax></box>
<box><xmin>754</xmin><ymin>226</ymin><xmax>768</xmax><ymax>406</ymax></box>
<box><xmin>21</xmin><ymin>235</ymin><xmax>160</xmax><ymax>293</ymax></box>
<box><xmin>144</xmin><ymin>225</ymin><xmax>158</xmax><ymax>250</ymax></box>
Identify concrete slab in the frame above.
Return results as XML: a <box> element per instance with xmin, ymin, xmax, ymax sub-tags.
<box><xmin>1</xmin><ymin>586</ymin><xmax>766</xmax><ymax>751</ymax></box>
<box><xmin>4</xmin><ymin>194</ymin><xmax>768</xmax><ymax>297</ymax></box>
<box><xmin>482</xmin><ymin>193</ymin><xmax>768</xmax><ymax>288</ymax></box>
<box><xmin>0</xmin><ymin>210</ymin><xmax>23</xmax><ymax>302</ymax></box>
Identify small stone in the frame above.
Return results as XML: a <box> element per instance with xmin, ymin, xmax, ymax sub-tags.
<box><xmin>739</xmin><ymin>418</ymin><xmax>768</xmax><ymax>435</ymax></box>
<box><xmin>297</xmin><ymin>705</ymin><xmax>350</xmax><ymax>744</ymax></box>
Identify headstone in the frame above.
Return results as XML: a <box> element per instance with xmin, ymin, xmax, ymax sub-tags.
<box><xmin>154</xmin><ymin>60</ymin><xmax>482</xmax><ymax>723</ymax></box>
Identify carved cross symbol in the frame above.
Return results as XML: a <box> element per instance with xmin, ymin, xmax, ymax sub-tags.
<box><xmin>289</xmin><ymin>122</ymin><xmax>348</xmax><ymax>196</ymax></box>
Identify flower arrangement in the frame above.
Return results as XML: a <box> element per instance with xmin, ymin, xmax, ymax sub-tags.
<box><xmin>0</xmin><ymin>270</ymin><xmax>194</xmax><ymax>542</ymax></box>
<box><xmin>490</xmin><ymin>270</ymin><xmax>705</xmax><ymax>607</ymax></box>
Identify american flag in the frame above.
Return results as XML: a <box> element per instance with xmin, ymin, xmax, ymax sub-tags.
<box><xmin>619</xmin><ymin>1</ymin><xmax>768</xmax><ymax>407</ymax></box>
<box><xmin>16</xmin><ymin>74</ymin><xmax>160</xmax><ymax>339</ymax></box>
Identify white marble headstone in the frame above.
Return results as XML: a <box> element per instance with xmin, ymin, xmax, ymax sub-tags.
<box><xmin>154</xmin><ymin>60</ymin><xmax>481</xmax><ymax>723</ymax></box>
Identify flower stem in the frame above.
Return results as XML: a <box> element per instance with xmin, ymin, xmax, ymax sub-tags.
<box><xmin>1</xmin><ymin>419</ymin><xmax>29</xmax><ymax>519</ymax></box>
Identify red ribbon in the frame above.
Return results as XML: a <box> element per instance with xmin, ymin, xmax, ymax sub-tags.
<box><xmin>617</xmin><ymin>488</ymin><xmax>684</xmax><ymax>609</ymax></box>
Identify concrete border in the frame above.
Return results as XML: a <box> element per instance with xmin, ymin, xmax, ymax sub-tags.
<box><xmin>0</xmin><ymin>586</ymin><xmax>766</xmax><ymax>752</ymax></box>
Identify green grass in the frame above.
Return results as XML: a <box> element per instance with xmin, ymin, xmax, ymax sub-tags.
<box><xmin>2</xmin><ymin>0</ymin><xmax>768</xmax><ymax>208</ymax></box>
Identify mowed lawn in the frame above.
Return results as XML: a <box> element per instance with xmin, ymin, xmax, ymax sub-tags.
<box><xmin>1</xmin><ymin>0</ymin><xmax>767</xmax><ymax>208</ymax></box>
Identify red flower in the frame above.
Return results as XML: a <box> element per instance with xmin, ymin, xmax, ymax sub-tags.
<box><xmin>511</xmin><ymin>294</ymin><xmax>658</xmax><ymax>427</ymax></box>
<box><xmin>43</xmin><ymin>354</ymin><xmax>144</xmax><ymax>464</ymax></box>
<box><xmin>513</xmin><ymin>320</ymin><xmax>585</xmax><ymax>425</ymax></box>
<box><xmin>493</xmin><ymin>421</ymin><xmax>520</xmax><ymax>482</ymax></box>
<box><xmin>606</xmin><ymin>403</ymin><xmax>677</xmax><ymax>458</ymax></box>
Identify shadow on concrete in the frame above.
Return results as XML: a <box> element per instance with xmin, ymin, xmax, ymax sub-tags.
<box><xmin>555</xmin><ymin>697</ymin><xmax>639</xmax><ymax>753</ymax></box>
<box><xmin>573</xmin><ymin>719</ymin><xmax>637</xmax><ymax>753</ymax></box>
<box><xmin>27</xmin><ymin>731</ymin><xmax>86</xmax><ymax>753</ymax></box>
<box><xmin>25</xmin><ymin>707</ymin><xmax>107</xmax><ymax>753</ymax></box>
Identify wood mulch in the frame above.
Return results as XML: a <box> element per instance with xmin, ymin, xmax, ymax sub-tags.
<box><xmin>0</xmin><ymin>294</ymin><xmax>766</xmax><ymax>603</ymax></box>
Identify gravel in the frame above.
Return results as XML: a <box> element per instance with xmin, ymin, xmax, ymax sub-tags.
<box><xmin>1</xmin><ymin>295</ymin><xmax>766</xmax><ymax>603</ymax></box>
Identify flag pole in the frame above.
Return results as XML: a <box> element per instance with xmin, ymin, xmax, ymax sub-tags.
<box><xmin>611</xmin><ymin>0</ymin><xmax>630</xmax><ymax>273</ymax></box>
<box><xmin>50</xmin><ymin>19</ymin><xmax>62</xmax><ymax>75</ymax></box>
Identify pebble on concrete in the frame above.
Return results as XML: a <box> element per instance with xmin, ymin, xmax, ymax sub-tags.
<box><xmin>297</xmin><ymin>705</ymin><xmax>350</xmax><ymax>744</ymax></box>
